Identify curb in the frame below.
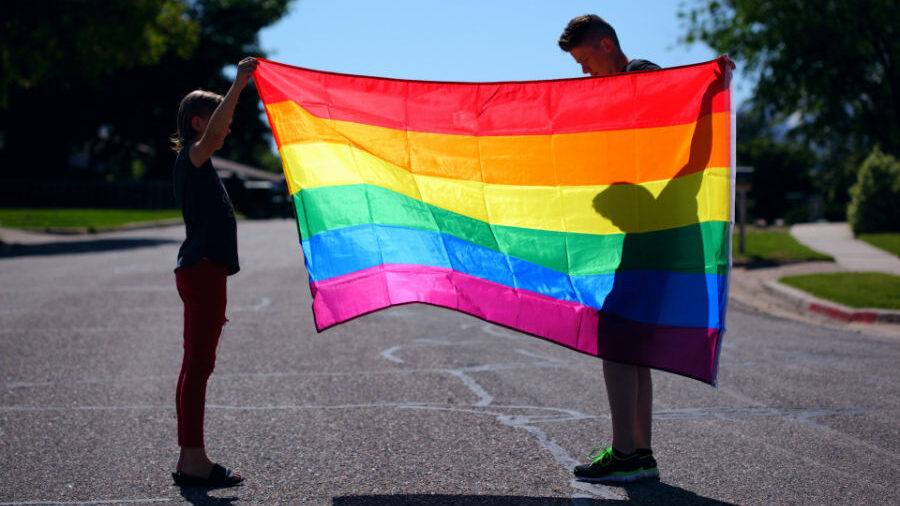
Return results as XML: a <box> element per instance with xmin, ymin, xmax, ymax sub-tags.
<box><xmin>0</xmin><ymin>220</ymin><xmax>184</xmax><ymax>247</ymax></box>
<box><xmin>763</xmin><ymin>280</ymin><xmax>900</xmax><ymax>325</ymax></box>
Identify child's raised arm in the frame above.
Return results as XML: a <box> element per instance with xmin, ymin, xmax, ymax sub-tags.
<box><xmin>189</xmin><ymin>57</ymin><xmax>259</xmax><ymax>167</ymax></box>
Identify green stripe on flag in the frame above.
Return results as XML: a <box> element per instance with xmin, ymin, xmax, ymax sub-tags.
<box><xmin>293</xmin><ymin>184</ymin><xmax>729</xmax><ymax>276</ymax></box>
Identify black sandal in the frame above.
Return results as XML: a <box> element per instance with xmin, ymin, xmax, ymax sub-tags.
<box><xmin>172</xmin><ymin>463</ymin><xmax>244</xmax><ymax>488</ymax></box>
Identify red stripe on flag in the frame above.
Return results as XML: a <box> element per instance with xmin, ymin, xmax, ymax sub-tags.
<box><xmin>254</xmin><ymin>57</ymin><xmax>731</xmax><ymax>136</ymax></box>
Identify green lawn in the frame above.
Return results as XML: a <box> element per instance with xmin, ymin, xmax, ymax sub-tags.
<box><xmin>0</xmin><ymin>208</ymin><xmax>181</xmax><ymax>233</ymax></box>
<box><xmin>780</xmin><ymin>272</ymin><xmax>900</xmax><ymax>310</ymax></box>
<box><xmin>733</xmin><ymin>227</ymin><xmax>833</xmax><ymax>264</ymax></box>
<box><xmin>857</xmin><ymin>232</ymin><xmax>900</xmax><ymax>257</ymax></box>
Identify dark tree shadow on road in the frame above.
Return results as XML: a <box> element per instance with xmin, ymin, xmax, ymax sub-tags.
<box><xmin>333</xmin><ymin>481</ymin><xmax>737</xmax><ymax>505</ymax></box>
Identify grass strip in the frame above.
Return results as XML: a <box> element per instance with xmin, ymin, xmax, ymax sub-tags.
<box><xmin>780</xmin><ymin>272</ymin><xmax>900</xmax><ymax>309</ymax></box>
<box><xmin>0</xmin><ymin>208</ymin><xmax>182</xmax><ymax>233</ymax></box>
<box><xmin>857</xmin><ymin>233</ymin><xmax>900</xmax><ymax>257</ymax></box>
<box><xmin>733</xmin><ymin>228</ymin><xmax>833</xmax><ymax>264</ymax></box>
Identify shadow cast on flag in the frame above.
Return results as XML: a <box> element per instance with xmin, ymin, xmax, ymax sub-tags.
<box><xmin>253</xmin><ymin>56</ymin><xmax>734</xmax><ymax>385</ymax></box>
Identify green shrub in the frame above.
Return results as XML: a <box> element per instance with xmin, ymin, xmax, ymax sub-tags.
<box><xmin>847</xmin><ymin>148</ymin><xmax>900</xmax><ymax>234</ymax></box>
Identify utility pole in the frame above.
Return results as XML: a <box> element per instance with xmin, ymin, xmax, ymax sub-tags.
<box><xmin>736</xmin><ymin>166</ymin><xmax>754</xmax><ymax>255</ymax></box>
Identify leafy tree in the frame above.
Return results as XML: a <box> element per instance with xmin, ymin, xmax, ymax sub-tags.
<box><xmin>680</xmin><ymin>0</ymin><xmax>900</xmax><ymax>218</ymax></box>
<box><xmin>0</xmin><ymin>0</ymin><xmax>292</xmax><ymax>182</ymax></box>
<box><xmin>680</xmin><ymin>0</ymin><xmax>899</xmax><ymax>155</ymax></box>
<box><xmin>0</xmin><ymin>1</ymin><xmax>199</xmax><ymax>108</ymax></box>
<box><xmin>736</xmin><ymin>105</ymin><xmax>815</xmax><ymax>223</ymax></box>
<box><xmin>848</xmin><ymin>147</ymin><xmax>900</xmax><ymax>234</ymax></box>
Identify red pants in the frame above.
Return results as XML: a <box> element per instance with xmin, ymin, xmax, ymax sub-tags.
<box><xmin>175</xmin><ymin>259</ymin><xmax>228</xmax><ymax>448</ymax></box>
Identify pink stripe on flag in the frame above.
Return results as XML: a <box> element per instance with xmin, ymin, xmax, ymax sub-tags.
<box><xmin>310</xmin><ymin>264</ymin><xmax>722</xmax><ymax>383</ymax></box>
<box><xmin>310</xmin><ymin>264</ymin><xmax>599</xmax><ymax>355</ymax></box>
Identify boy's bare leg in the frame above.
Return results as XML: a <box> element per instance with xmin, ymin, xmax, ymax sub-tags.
<box><xmin>635</xmin><ymin>366</ymin><xmax>652</xmax><ymax>450</ymax></box>
<box><xmin>603</xmin><ymin>359</ymin><xmax>638</xmax><ymax>454</ymax></box>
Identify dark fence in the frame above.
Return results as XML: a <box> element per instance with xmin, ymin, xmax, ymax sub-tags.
<box><xmin>0</xmin><ymin>178</ymin><xmax>293</xmax><ymax>219</ymax></box>
<box><xmin>0</xmin><ymin>180</ymin><xmax>175</xmax><ymax>209</ymax></box>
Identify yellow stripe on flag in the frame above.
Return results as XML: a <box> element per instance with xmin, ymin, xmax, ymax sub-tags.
<box><xmin>281</xmin><ymin>141</ymin><xmax>730</xmax><ymax>235</ymax></box>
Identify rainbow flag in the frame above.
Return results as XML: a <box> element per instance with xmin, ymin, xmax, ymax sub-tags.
<box><xmin>254</xmin><ymin>57</ymin><xmax>734</xmax><ymax>385</ymax></box>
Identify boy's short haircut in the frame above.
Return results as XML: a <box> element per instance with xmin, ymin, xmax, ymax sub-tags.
<box><xmin>171</xmin><ymin>90</ymin><xmax>224</xmax><ymax>152</ymax></box>
<box><xmin>558</xmin><ymin>14</ymin><xmax>620</xmax><ymax>52</ymax></box>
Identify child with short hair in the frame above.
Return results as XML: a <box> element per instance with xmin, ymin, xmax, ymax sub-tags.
<box><xmin>169</xmin><ymin>56</ymin><xmax>258</xmax><ymax>488</ymax></box>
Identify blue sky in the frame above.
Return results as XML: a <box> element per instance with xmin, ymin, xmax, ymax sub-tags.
<box><xmin>258</xmin><ymin>0</ymin><xmax>753</xmax><ymax>106</ymax></box>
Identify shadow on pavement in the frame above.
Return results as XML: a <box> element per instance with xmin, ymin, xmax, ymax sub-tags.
<box><xmin>0</xmin><ymin>238</ymin><xmax>178</xmax><ymax>258</ymax></box>
<box><xmin>176</xmin><ymin>485</ymin><xmax>240</xmax><ymax>505</ymax></box>
<box><xmin>733</xmin><ymin>257</ymin><xmax>783</xmax><ymax>269</ymax></box>
<box><xmin>334</xmin><ymin>482</ymin><xmax>737</xmax><ymax>505</ymax></box>
<box><xmin>617</xmin><ymin>481</ymin><xmax>738</xmax><ymax>505</ymax></box>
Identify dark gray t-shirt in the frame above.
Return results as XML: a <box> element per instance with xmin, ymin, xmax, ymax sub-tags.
<box><xmin>622</xmin><ymin>59</ymin><xmax>660</xmax><ymax>72</ymax></box>
<box><xmin>173</xmin><ymin>146</ymin><xmax>239</xmax><ymax>275</ymax></box>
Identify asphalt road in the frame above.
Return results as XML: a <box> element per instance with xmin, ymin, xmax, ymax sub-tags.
<box><xmin>1</xmin><ymin>220</ymin><xmax>898</xmax><ymax>505</ymax></box>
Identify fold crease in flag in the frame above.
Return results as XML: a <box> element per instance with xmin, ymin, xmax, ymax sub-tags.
<box><xmin>254</xmin><ymin>56</ymin><xmax>734</xmax><ymax>385</ymax></box>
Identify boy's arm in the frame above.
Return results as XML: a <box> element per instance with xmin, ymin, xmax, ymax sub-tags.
<box><xmin>189</xmin><ymin>57</ymin><xmax>259</xmax><ymax>167</ymax></box>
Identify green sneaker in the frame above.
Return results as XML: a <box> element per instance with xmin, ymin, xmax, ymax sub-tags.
<box><xmin>636</xmin><ymin>449</ymin><xmax>659</xmax><ymax>479</ymax></box>
<box><xmin>573</xmin><ymin>446</ymin><xmax>644</xmax><ymax>483</ymax></box>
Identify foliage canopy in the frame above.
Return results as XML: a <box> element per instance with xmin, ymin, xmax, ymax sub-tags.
<box><xmin>680</xmin><ymin>0</ymin><xmax>899</xmax><ymax>157</ymax></box>
<box><xmin>0</xmin><ymin>0</ymin><xmax>293</xmax><ymax>181</ymax></box>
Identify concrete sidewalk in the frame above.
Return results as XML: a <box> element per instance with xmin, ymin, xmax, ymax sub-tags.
<box><xmin>729</xmin><ymin>222</ymin><xmax>900</xmax><ymax>330</ymax></box>
<box><xmin>791</xmin><ymin>222</ymin><xmax>900</xmax><ymax>274</ymax></box>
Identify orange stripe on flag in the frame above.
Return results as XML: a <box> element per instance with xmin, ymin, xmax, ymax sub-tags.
<box><xmin>265</xmin><ymin>101</ymin><xmax>730</xmax><ymax>186</ymax></box>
